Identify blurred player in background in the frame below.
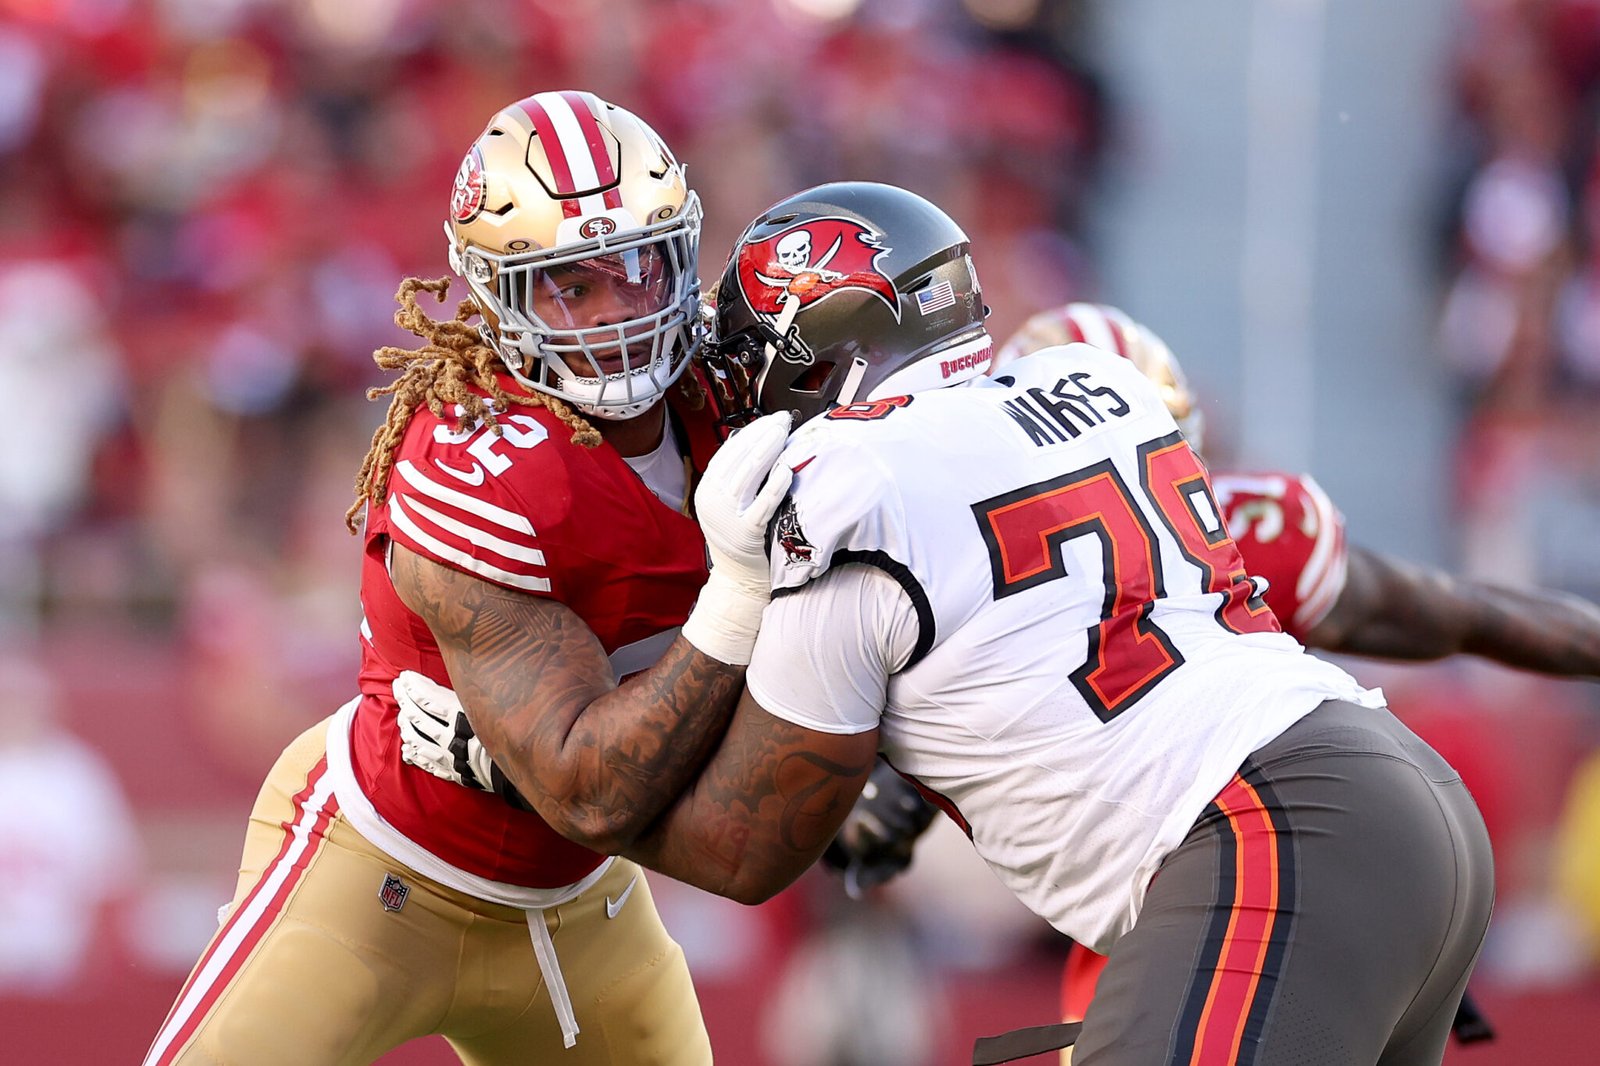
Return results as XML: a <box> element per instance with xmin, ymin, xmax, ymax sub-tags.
<box><xmin>142</xmin><ymin>90</ymin><xmax>793</xmax><ymax>1066</ymax></box>
<box><xmin>830</xmin><ymin>300</ymin><xmax>1600</xmax><ymax>1057</ymax></box>
<box><xmin>399</xmin><ymin>181</ymin><xmax>1495</xmax><ymax>1065</ymax></box>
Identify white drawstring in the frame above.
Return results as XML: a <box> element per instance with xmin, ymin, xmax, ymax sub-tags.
<box><xmin>324</xmin><ymin>698</ymin><xmax>610</xmax><ymax>1049</ymax></box>
<box><xmin>527</xmin><ymin>909</ymin><xmax>580</xmax><ymax>1048</ymax></box>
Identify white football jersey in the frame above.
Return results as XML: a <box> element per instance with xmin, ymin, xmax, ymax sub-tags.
<box><xmin>749</xmin><ymin>344</ymin><xmax>1383</xmax><ymax>952</ymax></box>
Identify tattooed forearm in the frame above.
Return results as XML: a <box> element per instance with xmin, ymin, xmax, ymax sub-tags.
<box><xmin>389</xmin><ymin>543</ymin><xmax>747</xmax><ymax>852</ymax></box>
<box><xmin>610</xmin><ymin>640</ymin><xmax>750</xmax><ymax>797</ymax></box>
<box><xmin>623</xmin><ymin>694</ymin><xmax>879</xmax><ymax>904</ymax></box>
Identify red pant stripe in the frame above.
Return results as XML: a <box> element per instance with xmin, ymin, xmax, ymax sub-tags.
<box><xmin>142</xmin><ymin>758</ymin><xmax>338</xmax><ymax>1066</ymax></box>
<box><xmin>1186</xmin><ymin>774</ymin><xmax>1282</xmax><ymax>1065</ymax></box>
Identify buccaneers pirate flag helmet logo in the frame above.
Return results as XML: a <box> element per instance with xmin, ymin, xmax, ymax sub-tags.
<box><xmin>706</xmin><ymin>181</ymin><xmax>985</xmax><ymax>428</ymax></box>
<box><xmin>733</xmin><ymin>218</ymin><xmax>898</xmax><ymax>365</ymax></box>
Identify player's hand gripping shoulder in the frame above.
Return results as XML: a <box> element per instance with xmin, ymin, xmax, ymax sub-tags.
<box><xmin>391</xmin><ymin>413</ymin><xmax>794</xmax><ymax>853</ymax></box>
<box><xmin>681</xmin><ymin>411</ymin><xmax>796</xmax><ymax>664</ymax></box>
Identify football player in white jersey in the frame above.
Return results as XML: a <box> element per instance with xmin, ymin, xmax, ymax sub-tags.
<box><xmin>397</xmin><ymin>182</ymin><xmax>1494</xmax><ymax>1065</ymax></box>
<box><xmin>830</xmin><ymin>301</ymin><xmax>1600</xmax><ymax>1054</ymax></box>
<box><xmin>1000</xmin><ymin>301</ymin><xmax>1600</xmax><ymax>1051</ymax></box>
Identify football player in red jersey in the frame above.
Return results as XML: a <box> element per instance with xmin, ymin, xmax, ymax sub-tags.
<box><xmin>399</xmin><ymin>183</ymin><xmax>1495</xmax><ymax>1065</ymax></box>
<box><xmin>142</xmin><ymin>91</ymin><xmax>794</xmax><ymax>1066</ymax></box>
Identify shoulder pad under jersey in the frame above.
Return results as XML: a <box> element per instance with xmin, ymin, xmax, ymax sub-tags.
<box><xmin>376</xmin><ymin>400</ymin><xmax>592</xmax><ymax>598</ymax></box>
<box><xmin>1211</xmin><ymin>470</ymin><xmax>1348</xmax><ymax>638</ymax></box>
<box><xmin>765</xmin><ymin>413</ymin><xmax>912</xmax><ymax>595</ymax></box>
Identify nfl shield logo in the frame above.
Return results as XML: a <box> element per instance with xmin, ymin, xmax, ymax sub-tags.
<box><xmin>378</xmin><ymin>873</ymin><xmax>410</xmax><ymax>913</ymax></box>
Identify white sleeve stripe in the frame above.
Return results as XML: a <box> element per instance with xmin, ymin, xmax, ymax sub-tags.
<box><xmin>389</xmin><ymin>496</ymin><xmax>553</xmax><ymax>593</ymax></box>
<box><xmin>1294</xmin><ymin>475</ymin><xmax>1339</xmax><ymax>599</ymax></box>
<box><xmin>1292</xmin><ymin>475</ymin><xmax>1347</xmax><ymax>628</ymax></box>
<box><xmin>395</xmin><ymin>460</ymin><xmax>535</xmax><ymax>535</ymax></box>
<box><xmin>396</xmin><ymin>492</ymin><xmax>546</xmax><ymax>566</ymax></box>
<box><xmin>1295</xmin><ymin>542</ymin><xmax>1347</xmax><ymax>630</ymax></box>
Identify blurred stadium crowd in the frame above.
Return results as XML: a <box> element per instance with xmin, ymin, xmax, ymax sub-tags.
<box><xmin>0</xmin><ymin>0</ymin><xmax>1598</xmax><ymax>1062</ymax></box>
<box><xmin>1431</xmin><ymin>2</ymin><xmax>1600</xmax><ymax>1015</ymax></box>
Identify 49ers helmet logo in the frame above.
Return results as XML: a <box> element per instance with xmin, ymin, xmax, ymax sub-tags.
<box><xmin>451</xmin><ymin>146</ymin><xmax>487</xmax><ymax>224</ymax></box>
<box><xmin>734</xmin><ymin>218</ymin><xmax>899</xmax><ymax>364</ymax></box>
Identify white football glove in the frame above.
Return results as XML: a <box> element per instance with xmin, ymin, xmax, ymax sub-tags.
<box><xmin>394</xmin><ymin>670</ymin><xmax>528</xmax><ymax>808</ymax></box>
<box><xmin>681</xmin><ymin>411</ymin><xmax>795</xmax><ymax>665</ymax></box>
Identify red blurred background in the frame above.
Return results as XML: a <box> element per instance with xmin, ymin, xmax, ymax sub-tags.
<box><xmin>1</xmin><ymin>0</ymin><xmax>1598</xmax><ymax>1062</ymax></box>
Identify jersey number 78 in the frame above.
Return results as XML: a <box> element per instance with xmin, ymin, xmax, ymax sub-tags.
<box><xmin>971</xmin><ymin>431</ymin><xmax>1278</xmax><ymax>723</ymax></box>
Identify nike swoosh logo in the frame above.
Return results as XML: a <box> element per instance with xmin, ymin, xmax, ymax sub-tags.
<box><xmin>605</xmin><ymin>876</ymin><xmax>638</xmax><ymax>920</ymax></box>
<box><xmin>432</xmin><ymin>459</ymin><xmax>486</xmax><ymax>486</ymax></box>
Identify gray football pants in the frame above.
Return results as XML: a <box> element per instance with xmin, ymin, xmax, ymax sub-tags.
<box><xmin>1075</xmin><ymin>699</ymin><xmax>1494</xmax><ymax>1066</ymax></box>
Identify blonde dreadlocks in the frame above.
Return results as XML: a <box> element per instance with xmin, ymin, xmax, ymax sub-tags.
<box><xmin>345</xmin><ymin>277</ymin><xmax>714</xmax><ymax>533</ymax></box>
<box><xmin>344</xmin><ymin>277</ymin><xmax>602</xmax><ymax>533</ymax></box>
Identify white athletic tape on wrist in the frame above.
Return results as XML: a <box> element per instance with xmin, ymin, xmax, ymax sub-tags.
<box><xmin>681</xmin><ymin>570</ymin><xmax>768</xmax><ymax>666</ymax></box>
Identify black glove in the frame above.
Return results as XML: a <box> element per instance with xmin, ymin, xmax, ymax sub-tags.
<box><xmin>1451</xmin><ymin>987</ymin><xmax>1495</xmax><ymax>1044</ymax></box>
<box><xmin>823</xmin><ymin>759</ymin><xmax>938</xmax><ymax>896</ymax></box>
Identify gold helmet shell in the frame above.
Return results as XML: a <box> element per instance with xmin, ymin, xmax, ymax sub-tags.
<box><xmin>997</xmin><ymin>302</ymin><xmax>1203</xmax><ymax>451</ymax></box>
<box><xmin>446</xmin><ymin>91</ymin><xmax>703</xmax><ymax>420</ymax></box>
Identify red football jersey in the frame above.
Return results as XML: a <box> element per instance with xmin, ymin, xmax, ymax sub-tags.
<box><xmin>350</xmin><ymin>379</ymin><xmax>717</xmax><ymax>888</ymax></box>
<box><xmin>1210</xmin><ymin>471</ymin><xmax>1349</xmax><ymax>644</ymax></box>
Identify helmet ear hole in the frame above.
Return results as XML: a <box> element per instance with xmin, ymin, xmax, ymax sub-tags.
<box><xmin>791</xmin><ymin>361</ymin><xmax>836</xmax><ymax>394</ymax></box>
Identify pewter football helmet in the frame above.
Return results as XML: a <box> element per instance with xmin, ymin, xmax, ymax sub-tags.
<box><xmin>704</xmin><ymin>181</ymin><xmax>990</xmax><ymax>427</ymax></box>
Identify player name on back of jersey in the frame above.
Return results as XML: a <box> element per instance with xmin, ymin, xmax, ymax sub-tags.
<box><xmin>997</xmin><ymin>370</ymin><xmax>1132</xmax><ymax>447</ymax></box>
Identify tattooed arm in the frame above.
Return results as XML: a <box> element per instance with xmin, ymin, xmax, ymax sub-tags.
<box><xmin>390</xmin><ymin>542</ymin><xmax>747</xmax><ymax>854</ymax></box>
<box><xmin>1305</xmin><ymin>544</ymin><xmax>1600</xmax><ymax>676</ymax></box>
<box><xmin>621</xmin><ymin>561</ymin><xmax>913</xmax><ymax>903</ymax></box>
<box><xmin>621</xmin><ymin>691</ymin><xmax>880</xmax><ymax>904</ymax></box>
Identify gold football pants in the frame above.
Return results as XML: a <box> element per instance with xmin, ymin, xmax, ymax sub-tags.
<box><xmin>143</xmin><ymin>717</ymin><xmax>712</xmax><ymax>1065</ymax></box>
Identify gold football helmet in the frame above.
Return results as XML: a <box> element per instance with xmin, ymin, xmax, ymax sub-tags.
<box><xmin>997</xmin><ymin>301</ymin><xmax>1204</xmax><ymax>451</ymax></box>
<box><xmin>446</xmin><ymin>90</ymin><xmax>703</xmax><ymax>420</ymax></box>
